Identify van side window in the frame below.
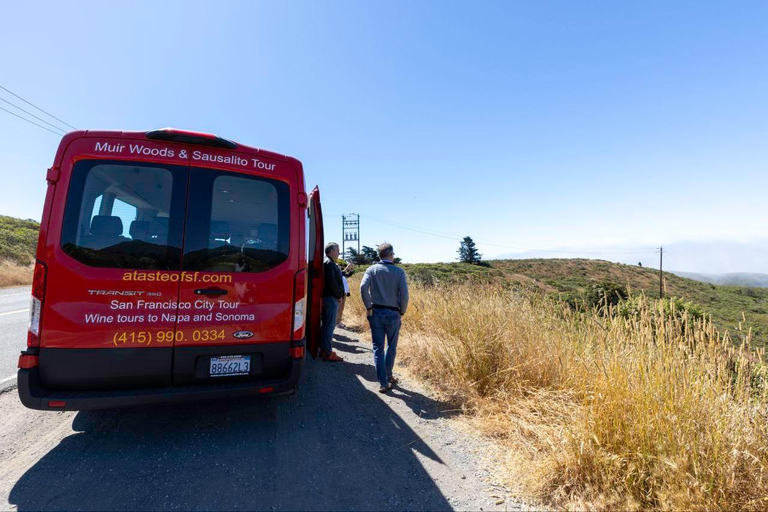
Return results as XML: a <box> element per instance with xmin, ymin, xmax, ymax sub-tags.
<box><xmin>182</xmin><ymin>169</ymin><xmax>290</xmax><ymax>273</ymax></box>
<box><xmin>61</xmin><ymin>160</ymin><xmax>186</xmax><ymax>270</ymax></box>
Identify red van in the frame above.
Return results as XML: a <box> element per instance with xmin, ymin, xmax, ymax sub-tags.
<box><xmin>17</xmin><ymin>129</ymin><xmax>326</xmax><ymax>410</ymax></box>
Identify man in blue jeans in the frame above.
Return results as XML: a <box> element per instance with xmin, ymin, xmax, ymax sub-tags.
<box><xmin>360</xmin><ymin>243</ymin><xmax>409</xmax><ymax>393</ymax></box>
<box><xmin>320</xmin><ymin>242</ymin><xmax>345</xmax><ymax>362</ymax></box>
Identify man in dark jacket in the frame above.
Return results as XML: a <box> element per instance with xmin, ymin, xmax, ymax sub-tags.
<box><xmin>320</xmin><ymin>242</ymin><xmax>345</xmax><ymax>361</ymax></box>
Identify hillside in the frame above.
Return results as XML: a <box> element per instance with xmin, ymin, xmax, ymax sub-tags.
<box><xmin>0</xmin><ymin>215</ymin><xmax>38</xmax><ymax>265</ymax></box>
<box><xmin>398</xmin><ymin>258</ymin><xmax>768</xmax><ymax>346</ymax></box>
<box><xmin>672</xmin><ymin>270</ymin><xmax>768</xmax><ymax>288</ymax></box>
<box><xmin>0</xmin><ymin>215</ymin><xmax>39</xmax><ymax>287</ymax></box>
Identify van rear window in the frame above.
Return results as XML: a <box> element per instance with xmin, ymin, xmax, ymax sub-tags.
<box><xmin>182</xmin><ymin>168</ymin><xmax>290</xmax><ymax>273</ymax></box>
<box><xmin>61</xmin><ymin>160</ymin><xmax>186</xmax><ymax>270</ymax></box>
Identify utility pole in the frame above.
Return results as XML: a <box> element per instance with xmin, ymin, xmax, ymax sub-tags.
<box><xmin>341</xmin><ymin>214</ymin><xmax>360</xmax><ymax>259</ymax></box>
<box><xmin>659</xmin><ymin>246</ymin><xmax>663</xmax><ymax>299</ymax></box>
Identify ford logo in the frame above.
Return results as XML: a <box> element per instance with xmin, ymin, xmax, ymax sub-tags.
<box><xmin>233</xmin><ymin>330</ymin><xmax>254</xmax><ymax>340</ymax></box>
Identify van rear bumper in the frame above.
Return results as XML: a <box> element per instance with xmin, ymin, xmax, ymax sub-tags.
<box><xmin>17</xmin><ymin>353</ymin><xmax>304</xmax><ymax>411</ymax></box>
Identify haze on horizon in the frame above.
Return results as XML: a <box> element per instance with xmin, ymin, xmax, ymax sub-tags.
<box><xmin>1</xmin><ymin>1</ymin><xmax>766</xmax><ymax>274</ymax></box>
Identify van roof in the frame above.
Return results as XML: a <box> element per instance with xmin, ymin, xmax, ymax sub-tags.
<box><xmin>53</xmin><ymin>129</ymin><xmax>300</xmax><ymax>169</ymax></box>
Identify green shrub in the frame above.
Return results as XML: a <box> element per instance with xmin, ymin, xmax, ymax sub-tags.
<box><xmin>0</xmin><ymin>215</ymin><xmax>39</xmax><ymax>265</ymax></box>
<box><xmin>660</xmin><ymin>296</ymin><xmax>705</xmax><ymax>321</ymax></box>
<box><xmin>407</xmin><ymin>266</ymin><xmax>439</xmax><ymax>286</ymax></box>
<box><xmin>584</xmin><ymin>280</ymin><xmax>628</xmax><ymax>309</ymax></box>
<box><xmin>617</xmin><ymin>295</ymin><xmax>705</xmax><ymax>323</ymax></box>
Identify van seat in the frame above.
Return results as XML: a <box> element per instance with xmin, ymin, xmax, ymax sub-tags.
<box><xmin>129</xmin><ymin>220</ymin><xmax>149</xmax><ymax>241</ymax></box>
<box><xmin>88</xmin><ymin>215</ymin><xmax>127</xmax><ymax>249</ymax></box>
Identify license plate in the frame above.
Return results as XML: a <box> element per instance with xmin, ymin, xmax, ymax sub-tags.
<box><xmin>210</xmin><ymin>355</ymin><xmax>251</xmax><ymax>377</ymax></box>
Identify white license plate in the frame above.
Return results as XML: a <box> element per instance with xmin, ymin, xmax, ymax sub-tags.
<box><xmin>210</xmin><ymin>355</ymin><xmax>251</xmax><ymax>377</ymax></box>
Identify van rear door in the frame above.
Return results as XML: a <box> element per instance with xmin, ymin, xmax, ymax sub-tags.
<box><xmin>39</xmin><ymin>137</ymin><xmax>188</xmax><ymax>390</ymax></box>
<box><xmin>171</xmin><ymin>150</ymin><xmax>297</xmax><ymax>384</ymax></box>
<box><xmin>305</xmin><ymin>186</ymin><xmax>324</xmax><ymax>358</ymax></box>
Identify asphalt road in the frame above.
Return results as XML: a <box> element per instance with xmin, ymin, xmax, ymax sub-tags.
<box><xmin>0</xmin><ymin>286</ymin><xmax>30</xmax><ymax>390</ymax></box>
<box><xmin>0</xmin><ymin>326</ymin><xmax>520</xmax><ymax>511</ymax></box>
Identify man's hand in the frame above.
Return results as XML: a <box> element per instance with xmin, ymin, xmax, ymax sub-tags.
<box><xmin>366</xmin><ymin>308</ymin><xmax>373</xmax><ymax>317</ymax></box>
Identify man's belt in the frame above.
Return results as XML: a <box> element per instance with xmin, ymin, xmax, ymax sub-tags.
<box><xmin>372</xmin><ymin>305</ymin><xmax>400</xmax><ymax>312</ymax></box>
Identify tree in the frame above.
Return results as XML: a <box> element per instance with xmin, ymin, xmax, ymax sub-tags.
<box><xmin>346</xmin><ymin>247</ymin><xmax>367</xmax><ymax>265</ymax></box>
<box><xmin>638</xmin><ymin>261</ymin><xmax>643</xmax><ymax>267</ymax></box>
<box><xmin>457</xmin><ymin>236</ymin><xmax>482</xmax><ymax>265</ymax></box>
<box><xmin>347</xmin><ymin>245</ymin><xmax>399</xmax><ymax>264</ymax></box>
<box><xmin>361</xmin><ymin>245</ymin><xmax>379</xmax><ymax>264</ymax></box>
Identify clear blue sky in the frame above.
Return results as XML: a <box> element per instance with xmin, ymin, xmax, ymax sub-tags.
<box><xmin>2</xmin><ymin>1</ymin><xmax>767</xmax><ymax>272</ymax></box>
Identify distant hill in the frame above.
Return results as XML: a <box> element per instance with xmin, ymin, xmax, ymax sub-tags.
<box><xmin>399</xmin><ymin>258</ymin><xmax>768</xmax><ymax>347</ymax></box>
<box><xmin>0</xmin><ymin>215</ymin><xmax>39</xmax><ymax>287</ymax></box>
<box><xmin>0</xmin><ymin>215</ymin><xmax>39</xmax><ymax>265</ymax></box>
<box><xmin>671</xmin><ymin>271</ymin><xmax>768</xmax><ymax>288</ymax></box>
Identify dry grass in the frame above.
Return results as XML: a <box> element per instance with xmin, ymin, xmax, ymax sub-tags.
<box><xmin>344</xmin><ymin>275</ymin><xmax>768</xmax><ymax>510</ymax></box>
<box><xmin>0</xmin><ymin>260</ymin><xmax>33</xmax><ymax>288</ymax></box>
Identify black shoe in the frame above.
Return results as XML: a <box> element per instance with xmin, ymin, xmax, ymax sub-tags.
<box><xmin>388</xmin><ymin>376</ymin><xmax>399</xmax><ymax>385</ymax></box>
<box><xmin>378</xmin><ymin>384</ymin><xmax>392</xmax><ymax>393</ymax></box>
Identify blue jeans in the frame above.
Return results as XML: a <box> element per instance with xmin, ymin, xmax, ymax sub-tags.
<box><xmin>368</xmin><ymin>308</ymin><xmax>401</xmax><ymax>388</ymax></box>
<box><xmin>321</xmin><ymin>296</ymin><xmax>339</xmax><ymax>354</ymax></box>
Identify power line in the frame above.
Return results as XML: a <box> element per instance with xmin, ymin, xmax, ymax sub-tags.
<box><xmin>0</xmin><ymin>105</ymin><xmax>65</xmax><ymax>136</ymax></box>
<box><xmin>0</xmin><ymin>97</ymin><xmax>67</xmax><ymax>134</ymax></box>
<box><xmin>361</xmin><ymin>215</ymin><xmax>467</xmax><ymax>241</ymax></box>
<box><xmin>0</xmin><ymin>84</ymin><xmax>76</xmax><ymax>130</ymax></box>
<box><xmin>360</xmin><ymin>214</ymin><xmax>657</xmax><ymax>255</ymax></box>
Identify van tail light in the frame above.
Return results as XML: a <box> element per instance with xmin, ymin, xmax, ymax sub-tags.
<box><xmin>292</xmin><ymin>270</ymin><xmax>307</xmax><ymax>339</ymax></box>
<box><xmin>27</xmin><ymin>261</ymin><xmax>47</xmax><ymax>348</ymax></box>
<box><xmin>290</xmin><ymin>346</ymin><xmax>305</xmax><ymax>359</ymax></box>
<box><xmin>293</xmin><ymin>299</ymin><xmax>305</xmax><ymax>331</ymax></box>
<box><xmin>18</xmin><ymin>354</ymin><xmax>39</xmax><ymax>369</ymax></box>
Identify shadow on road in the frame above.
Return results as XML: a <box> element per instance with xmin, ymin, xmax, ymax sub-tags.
<box><xmin>332</xmin><ymin>333</ymin><xmax>367</xmax><ymax>355</ymax></box>
<box><xmin>332</xmin><ymin>342</ymin><xmax>368</xmax><ymax>355</ymax></box>
<box><xmin>9</xmin><ymin>337</ymin><xmax>457</xmax><ymax>511</ymax></box>
<box><xmin>333</xmin><ymin>333</ymin><xmax>358</xmax><ymax>343</ymax></box>
<box><xmin>334</xmin><ymin>334</ymin><xmax>457</xmax><ymax>422</ymax></box>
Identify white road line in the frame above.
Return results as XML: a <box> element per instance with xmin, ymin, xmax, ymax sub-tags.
<box><xmin>0</xmin><ymin>375</ymin><xmax>16</xmax><ymax>385</ymax></box>
<box><xmin>0</xmin><ymin>309</ymin><xmax>29</xmax><ymax>317</ymax></box>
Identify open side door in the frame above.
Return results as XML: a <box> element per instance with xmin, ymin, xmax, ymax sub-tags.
<box><xmin>305</xmin><ymin>186</ymin><xmax>324</xmax><ymax>358</ymax></box>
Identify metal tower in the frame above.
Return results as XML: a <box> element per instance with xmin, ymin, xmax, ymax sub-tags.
<box><xmin>341</xmin><ymin>214</ymin><xmax>360</xmax><ymax>259</ymax></box>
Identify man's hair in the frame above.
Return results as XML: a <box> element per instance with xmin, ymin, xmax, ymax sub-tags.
<box><xmin>378</xmin><ymin>243</ymin><xmax>394</xmax><ymax>260</ymax></box>
<box><xmin>325</xmin><ymin>242</ymin><xmax>339</xmax><ymax>256</ymax></box>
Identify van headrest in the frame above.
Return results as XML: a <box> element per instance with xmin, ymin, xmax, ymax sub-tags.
<box><xmin>257</xmin><ymin>223</ymin><xmax>278</xmax><ymax>241</ymax></box>
<box><xmin>210</xmin><ymin>221</ymin><xmax>230</xmax><ymax>239</ymax></box>
<box><xmin>129</xmin><ymin>221</ymin><xmax>149</xmax><ymax>240</ymax></box>
<box><xmin>90</xmin><ymin>215</ymin><xmax>123</xmax><ymax>236</ymax></box>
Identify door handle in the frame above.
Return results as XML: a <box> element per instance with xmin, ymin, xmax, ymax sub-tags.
<box><xmin>194</xmin><ymin>288</ymin><xmax>228</xmax><ymax>296</ymax></box>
